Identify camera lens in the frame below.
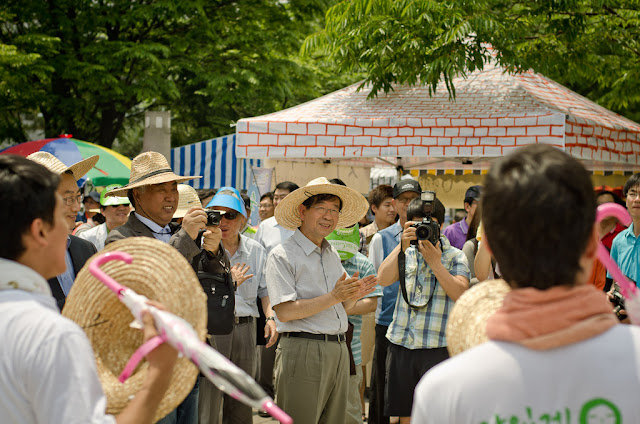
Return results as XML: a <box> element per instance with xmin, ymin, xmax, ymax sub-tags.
<box><xmin>416</xmin><ymin>225</ymin><xmax>431</xmax><ymax>240</ymax></box>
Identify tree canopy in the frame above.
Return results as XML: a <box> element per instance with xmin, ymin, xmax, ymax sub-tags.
<box><xmin>308</xmin><ymin>0</ymin><xmax>640</xmax><ymax>122</ymax></box>
<box><xmin>0</xmin><ymin>0</ymin><xmax>357</xmax><ymax>149</ymax></box>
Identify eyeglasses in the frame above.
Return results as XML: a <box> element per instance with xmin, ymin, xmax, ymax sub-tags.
<box><xmin>395</xmin><ymin>195</ymin><xmax>417</xmax><ymax>205</ymax></box>
<box><xmin>627</xmin><ymin>190</ymin><xmax>640</xmax><ymax>200</ymax></box>
<box><xmin>62</xmin><ymin>194</ymin><xmax>84</xmax><ymax>206</ymax></box>
<box><xmin>310</xmin><ymin>205</ymin><xmax>341</xmax><ymax>216</ymax></box>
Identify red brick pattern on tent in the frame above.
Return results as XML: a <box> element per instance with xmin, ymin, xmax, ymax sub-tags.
<box><xmin>236</xmin><ymin>64</ymin><xmax>640</xmax><ymax>166</ymax></box>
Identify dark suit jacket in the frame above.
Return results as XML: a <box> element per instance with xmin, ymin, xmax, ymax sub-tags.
<box><xmin>105</xmin><ymin>213</ymin><xmax>229</xmax><ymax>273</ymax></box>
<box><xmin>47</xmin><ymin>235</ymin><xmax>97</xmax><ymax>311</ymax></box>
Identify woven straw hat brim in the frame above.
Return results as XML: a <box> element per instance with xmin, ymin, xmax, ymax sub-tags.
<box><xmin>274</xmin><ymin>179</ymin><xmax>369</xmax><ymax>231</ymax></box>
<box><xmin>62</xmin><ymin>237</ymin><xmax>207</xmax><ymax>422</ymax></box>
<box><xmin>174</xmin><ymin>184</ymin><xmax>202</xmax><ymax>218</ymax></box>
<box><xmin>445</xmin><ymin>279</ymin><xmax>510</xmax><ymax>357</ymax></box>
<box><xmin>106</xmin><ymin>173</ymin><xmax>201</xmax><ymax>197</ymax></box>
<box><xmin>27</xmin><ymin>152</ymin><xmax>99</xmax><ymax>181</ymax></box>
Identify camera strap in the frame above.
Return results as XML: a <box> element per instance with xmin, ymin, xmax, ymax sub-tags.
<box><xmin>398</xmin><ymin>249</ymin><xmax>437</xmax><ymax>310</ymax></box>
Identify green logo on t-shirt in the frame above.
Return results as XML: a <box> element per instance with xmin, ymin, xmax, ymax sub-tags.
<box><xmin>480</xmin><ymin>398</ymin><xmax>621</xmax><ymax>424</ymax></box>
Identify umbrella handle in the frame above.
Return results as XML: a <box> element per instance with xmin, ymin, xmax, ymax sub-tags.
<box><xmin>261</xmin><ymin>400</ymin><xmax>293</xmax><ymax>424</ymax></box>
<box><xmin>596</xmin><ymin>203</ymin><xmax>636</xmax><ymax>298</ymax></box>
<box><xmin>88</xmin><ymin>251</ymin><xmax>133</xmax><ymax>297</ymax></box>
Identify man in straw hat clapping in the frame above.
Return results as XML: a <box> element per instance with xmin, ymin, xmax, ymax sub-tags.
<box><xmin>265</xmin><ymin>177</ymin><xmax>379</xmax><ymax>424</ymax></box>
<box><xmin>0</xmin><ymin>155</ymin><xmax>178</xmax><ymax>424</ymax></box>
<box><xmin>105</xmin><ymin>151</ymin><xmax>229</xmax><ymax>424</ymax></box>
<box><xmin>412</xmin><ymin>145</ymin><xmax>640</xmax><ymax>422</ymax></box>
<box><xmin>27</xmin><ymin>151</ymin><xmax>99</xmax><ymax>311</ymax></box>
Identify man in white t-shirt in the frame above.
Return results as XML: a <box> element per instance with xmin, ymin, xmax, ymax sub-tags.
<box><xmin>412</xmin><ymin>144</ymin><xmax>640</xmax><ymax>423</ymax></box>
<box><xmin>0</xmin><ymin>155</ymin><xmax>177</xmax><ymax>424</ymax></box>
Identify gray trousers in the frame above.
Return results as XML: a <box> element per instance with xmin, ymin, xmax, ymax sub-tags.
<box><xmin>198</xmin><ymin>319</ymin><xmax>257</xmax><ymax>424</ymax></box>
<box><xmin>275</xmin><ymin>336</ymin><xmax>350</xmax><ymax>424</ymax></box>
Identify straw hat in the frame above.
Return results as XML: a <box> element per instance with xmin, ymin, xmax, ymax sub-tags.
<box><xmin>27</xmin><ymin>151</ymin><xmax>98</xmax><ymax>181</ymax></box>
<box><xmin>445</xmin><ymin>279</ymin><xmax>511</xmax><ymax>356</ymax></box>
<box><xmin>62</xmin><ymin>238</ymin><xmax>207</xmax><ymax>421</ymax></box>
<box><xmin>274</xmin><ymin>177</ymin><xmax>369</xmax><ymax>230</ymax></box>
<box><xmin>174</xmin><ymin>184</ymin><xmax>202</xmax><ymax>218</ymax></box>
<box><xmin>106</xmin><ymin>151</ymin><xmax>200</xmax><ymax>197</ymax></box>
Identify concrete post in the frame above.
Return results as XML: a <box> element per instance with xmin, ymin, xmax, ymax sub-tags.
<box><xmin>143</xmin><ymin>111</ymin><xmax>171</xmax><ymax>160</ymax></box>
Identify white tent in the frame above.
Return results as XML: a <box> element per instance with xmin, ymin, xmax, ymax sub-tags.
<box><xmin>235</xmin><ymin>63</ymin><xmax>640</xmax><ymax>173</ymax></box>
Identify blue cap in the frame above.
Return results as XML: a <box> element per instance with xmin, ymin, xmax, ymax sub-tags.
<box><xmin>205</xmin><ymin>187</ymin><xmax>247</xmax><ymax>218</ymax></box>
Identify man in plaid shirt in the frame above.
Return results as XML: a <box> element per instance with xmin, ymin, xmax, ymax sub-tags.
<box><xmin>377</xmin><ymin>194</ymin><xmax>469</xmax><ymax>423</ymax></box>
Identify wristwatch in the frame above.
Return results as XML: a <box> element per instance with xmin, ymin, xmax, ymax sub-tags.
<box><xmin>265</xmin><ymin>317</ymin><xmax>276</xmax><ymax>323</ymax></box>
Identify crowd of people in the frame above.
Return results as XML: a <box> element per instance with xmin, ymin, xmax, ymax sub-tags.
<box><xmin>1</xmin><ymin>144</ymin><xmax>639</xmax><ymax>424</ymax></box>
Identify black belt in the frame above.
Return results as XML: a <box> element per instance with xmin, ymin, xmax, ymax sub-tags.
<box><xmin>235</xmin><ymin>316</ymin><xmax>254</xmax><ymax>325</ymax></box>
<box><xmin>283</xmin><ymin>332</ymin><xmax>346</xmax><ymax>343</ymax></box>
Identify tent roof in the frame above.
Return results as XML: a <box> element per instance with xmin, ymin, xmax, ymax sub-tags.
<box><xmin>236</xmin><ymin>63</ymin><xmax>640</xmax><ymax>171</ymax></box>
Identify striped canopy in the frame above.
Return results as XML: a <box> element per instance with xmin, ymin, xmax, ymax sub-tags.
<box><xmin>170</xmin><ymin>134</ymin><xmax>262</xmax><ymax>190</ymax></box>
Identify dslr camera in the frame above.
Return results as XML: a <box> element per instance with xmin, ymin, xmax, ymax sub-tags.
<box><xmin>206</xmin><ymin>210</ymin><xmax>222</xmax><ymax>226</ymax></box>
<box><xmin>410</xmin><ymin>191</ymin><xmax>440</xmax><ymax>247</ymax></box>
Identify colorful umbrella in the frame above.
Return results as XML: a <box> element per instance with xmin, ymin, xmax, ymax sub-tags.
<box><xmin>0</xmin><ymin>135</ymin><xmax>131</xmax><ymax>186</ymax></box>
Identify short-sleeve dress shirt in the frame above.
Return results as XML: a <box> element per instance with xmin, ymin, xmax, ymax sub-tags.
<box><xmin>226</xmin><ymin>234</ymin><xmax>268</xmax><ymax>317</ymax></box>
<box><xmin>254</xmin><ymin>216</ymin><xmax>294</xmax><ymax>255</ymax></box>
<box><xmin>266</xmin><ymin>229</ymin><xmax>348</xmax><ymax>334</ymax></box>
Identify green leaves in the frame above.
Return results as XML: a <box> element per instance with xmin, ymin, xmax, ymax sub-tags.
<box><xmin>312</xmin><ymin>0</ymin><xmax>640</xmax><ymax>121</ymax></box>
<box><xmin>1</xmin><ymin>0</ymin><xmax>357</xmax><ymax>148</ymax></box>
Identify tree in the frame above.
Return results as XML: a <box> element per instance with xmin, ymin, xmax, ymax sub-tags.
<box><xmin>308</xmin><ymin>0</ymin><xmax>640</xmax><ymax>122</ymax></box>
<box><xmin>0</xmin><ymin>0</ymin><xmax>360</xmax><ymax>149</ymax></box>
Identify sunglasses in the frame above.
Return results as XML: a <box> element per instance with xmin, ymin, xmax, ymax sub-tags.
<box><xmin>212</xmin><ymin>210</ymin><xmax>241</xmax><ymax>220</ymax></box>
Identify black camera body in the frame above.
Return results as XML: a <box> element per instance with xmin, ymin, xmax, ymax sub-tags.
<box><xmin>206</xmin><ymin>210</ymin><xmax>222</xmax><ymax>226</ymax></box>
<box><xmin>410</xmin><ymin>191</ymin><xmax>440</xmax><ymax>246</ymax></box>
<box><xmin>610</xmin><ymin>289</ymin><xmax>627</xmax><ymax>321</ymax></box>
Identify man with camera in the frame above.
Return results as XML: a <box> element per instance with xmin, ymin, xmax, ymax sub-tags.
<box><xmin>377</xmin><ymin>192</ymin><xmax>469</xmax><ymax>424</ymax></box>
<box><xmin>105</xmin><ymin>151</ymin><xmax>229</xmax><ymax>424</ymax></box>
<box><xmin>198</xmin><ymin>187</ymin><xmax>277</xmax><ymax>424</ymax></box>
<box><xmin>367</xmin><ymin>179</ymin><xmax>421</xmax><ymax>424</ymax></box>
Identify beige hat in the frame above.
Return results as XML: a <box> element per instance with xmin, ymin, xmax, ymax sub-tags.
<box><xmin>106</xmin><ymin>152</ymin><xmax>200</xmax><ymax>197</ymax></box>
<box><xmin>445</xmin><ymin>279</ymin><xmax>511</xmax><ymax>356</ymax></box>
<box><xmin>62</xmin><ymin>237</ymin><xmax>207</xmax><ymax>422</ymax></box>
<box><xmin>27</xmin><ymin>151</ymin><xmax>99</xmax><ymax>181</ymax></box>
<box><xmin>274</xmin><ymin>177</ymin><xmax>369</xmax><ymax>230</ymax></box>
<box><xmin>173</xmin><ymin>184</ymin><xmax>202</xmax><ymax>218</ymax></box>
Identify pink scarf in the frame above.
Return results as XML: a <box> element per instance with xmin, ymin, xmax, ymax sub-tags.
<box><xmin>486</xmin><ymin>284</ymin><xmax>618</xmax><ymax>350</ymax></box>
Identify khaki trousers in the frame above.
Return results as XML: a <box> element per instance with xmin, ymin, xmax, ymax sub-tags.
<box><xmin>346</xmin><ymin>366</ymin><xmax>363</xmax><ymax>424</ymax></box>
<box><xmin>275</xmin><ymin>336</ymin><xmax>349</xmax><ymax>424</ymax></box>
<box><xmin>198</xmin><ymin>320</ymin><xmax>257</xmax><ymax>424</ymax></box>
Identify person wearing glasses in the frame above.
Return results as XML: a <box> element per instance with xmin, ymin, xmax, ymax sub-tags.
<box><xmin>26</xmin><ymin>152</ymin><xmax>99</xmax><ymax>311</ymax></box>
<box><xmin>197</xmin><ymin>187</ymin><xmax>276</xmax><ymax>424</ymax></box>
<box><xmin>265</xmin><ymin>177</ymin><xmax>378</xmax><ymax>424</ymax></box>
<box><xmin>610</xmin><ymin>173</ymin><xmax>640</xmax><ymax>287</ymax></box>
